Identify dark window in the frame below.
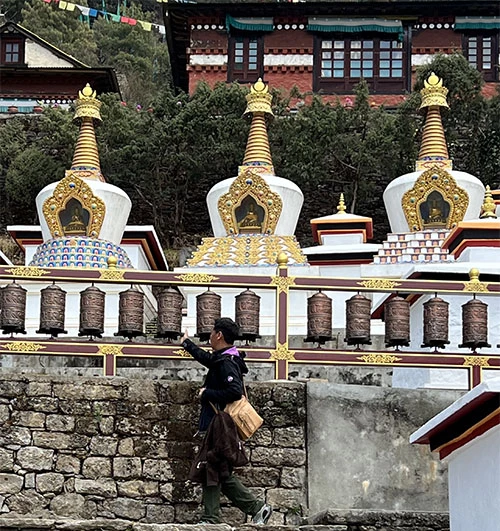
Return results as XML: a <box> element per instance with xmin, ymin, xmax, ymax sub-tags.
<box><xmin>1</xmin><ymin>37</ymin><xmax>25</xmax><ymax>65</ymax></box>
<box><xmin>463</xmin><ymin>33</ymin><xmax>499</xmax><ymax>82</ymax></box>
<box><xmin>228</xmin><ymin>35</ymin><xmax>263</xmax><ymax>83</ymax></box>
<box><xmin>314</xmin><ymin>35</ymin><xmax>409</xmax><ymax>93</ymax></box>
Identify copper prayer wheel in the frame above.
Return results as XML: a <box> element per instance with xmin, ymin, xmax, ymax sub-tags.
<box><xmin>384</xmin><ymin>296</ymin><xmax>410</xmax><ymax>348</ymax></box>
<box><xmin>345</xmin><ymin>294</ymin><xmax>371</xmax><ymax>346</ymax></box>
<box><xmin>306</xmin><ymin>291</ymin><xmax>332</xmax><ymax>344</ymax></box>
<box><xmin>0</xmin><ymin>282</ymin><xmax>27</xmax><ymax>335</ymax></box>
<box><xmin>0</xmin><ymin>286</ymin><xmax>4</xmax><ymax>318</ymax></box>
<box><xmin>156</xmin><ymin>286</ymin><xmax>184</xmax><ymax>340</ymax></box>
<box><xmin>459</xmin><ymin>298</ymin><xmax>491</xmax><ymax>349</ymax></box>
<box><xmin>235</xmin><ymin>289</ymin><xmax>260</xmax><ymax>342</ymax></box>
<box><xmin>79</xmin><ymin>285</ymin><xmax>105</xmax><ymax>339</ymax></box>
<box><xmin>37</xmin><ymin>284</ymin><xmax>67</xmax><ymax>337</ymax></box>
<box><xmin>422</xmin><ymin>296</ymin><xmax>449</xmax><ymax>349</ymax></box>
<box><xmin>117</xmin><ymin>287</ymin><xmax>144</xmax><ymax>340</ymax></box>
<box><xmin>196</xmin><ymin>289</ymin><xmax>221</xmax><ymax>341</ymax></box>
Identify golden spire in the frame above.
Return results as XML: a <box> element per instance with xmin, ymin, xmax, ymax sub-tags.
<box><xmin>70</xmin><ymin>84</ymin><xmax>104</xmax><ymax>180</ymax></box>
<box><xmin>241</xmin><ymin>79</ymin><xmax>274</xmax><ymax>174</ymax></box>
<box><xmin>336</xmin><ymin>193</ymin><xmax>347</xmax><ymax>215</ymax></box>
<box><xmin>416</xmin><ymin>73</ymin><xmax>452</xmax><ymax>171</ymax></box>
<box><xmin>480</xmin><ymin>185</ymin><xmax>497</xmax><ymax>219</ymax></box>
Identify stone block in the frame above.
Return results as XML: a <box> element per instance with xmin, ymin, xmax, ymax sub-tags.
<box><xmin>36</xmin><ymin>472</ymin><xmax>64</xmax><ymax>493</ymax></box>
<box><xmin>0</xmin><ymin>404</ymin><xmax>9</xmax><ymax>423</ymax></box>
<box><xmin>0</xmin><ymin>380</ymin><xmax>26</xmax><ymax>398</ymax></box>
<box><xmin>92</xmin><ymin>401</ymin><xmax>117</xmax><ymax>417</ymax></box>
<box><xmin>174</xmin><ymin>502</ymin><xmax>200</xmax><ymax>524</ymax></box>
<box><xmin>251</xmin><ymin>447</ymin><xmax>306</xmax><ymax>467</ymax></box>
<box><xmin>33</xmin><ymin>432</ymin><xmax>89</xmax><ymax>450</ymax></box>
<box><xmin>24</xmin><ymin>473</ymin><xmax>35</xmax><ymax>489</ymax></box>
<box><xmin>26</xmin><ymin>382</ymin><xmax>52</xmax><ymax>397</ymax></box>
<box><xmin>113</xmin><ymin>457</ymin><xmax>142</xmax><ymax>478</ymax></box>
<box><xmin>143</xmin><ymin>460</ymin><xmax>174</xmax><ymax>482</ymax></box>
<box><xmin>117</xmin><ymin>480</ymin><xmax>159</xmax><ymax>497</ymax></box>
<box><xmin>54</xmin><ymin>383</ymin><xmax>124</xmax><ymax>400</ymax></box>
<box><xmin>55</xmin><ymin>455</ymin><xmax>80</xmax><ymax>474</ymax></box>
<box><xmin>74</xmin><ymin>478</ymin><xmax>117</xmax><ymax>498</ymax></box>
<box><xmin>0</xmin><ymin>474</ymin><xmax>23</xmax><ymax>494</ymax></box>
<box><xmin>46</xmin><ymin>414</ymin><xmax>75</xmax><ymax>432</ymax></box>
<box><xmin>115</xmin><ymin>417</ymin><xmax>152</xmax><ymax>436</ymax></box>
<box><xmin>27</xmin><ymin>397</ymin><xmax>59</xmax><ymax>413</ymax></box>
<box><xmin>274</xmin><ymin>426</ymin><xmax>305</xmax><ymax>448</ymax></box>
<box><xmin>266</xmin><ymin>487</ymin><xmax>306</xmax><ymax>510</ymax></box>
<box><xmin>13</xmin><ymin>411</ymin><xmax>45</xmax><ymax>428</ymax></box>
<box><xmin>6</xmin><ymin>490</ymin><xmax>48</xmax><ymax>513</ymax></box>
<box><xmin>75</xmin><ymin>416</ymin><xmax>100</xmax><ymax>435</ymax></box>
<box><xmin>0</xmin><ymin>427</ymin><xmax>31</xmax><ymax>446</ymax></box>
<box><xmin>280</xmin><ymin>466</ymin><xmax>306</xmax><ymax>489</ymax></box>
<box><xmin>50</xmin><ymin>492</ymin><xmax>86</xmax><ymax>517</ymax></box>
<box><xmin>0</xmin><ymin>449</ymin><xmax>14</xmax><ymax>472</ymax></box>
<box><xmin>59</xmin><ymin>400</ymin><xmax>92</xmax><ymax>415</ymax></box>
<box><xmin>157</xmin><ymin>381</ymin><xmax>196</xmax><ymax>405</ymax></box>
<box><xmin>82</xmin><ymin>457</ymin><xmax>112</xmax><ymax>479</ymax></box>
<box><xmin>104</xmin><ymin>496</ymin><xmax>146</xmax><ymax>520</ymax></box>
<box><xmin>90</xmin><ymin>436</ymin><xmax>118</xmax><ymax>456</ymax></box>
<box><xmin>99</xmin><ymin>417</ymin><xmax>115</xmax><ymax>435</ymax></box>
<box><xmin>159</xmin><ymin>482</ymin><xmax>173</xmax><ymax>502</ymax></box>
<box><xmin>144</xmin><ymin>503</ymin><xmax>175</xmax><ymax>523</ymax></box>
<box><xmin>118</xmin><ymin>438</ymin><xmax>134</xmax><ymax>456</ymax></box>
<box><xmin>236</xmin><ymin>466</ymin><xmax>280</xmax><ymax>487</ymax></box>
<box><xmin>17</xmin><ymin>447</ymin><xmax>54</xmax><ymax>471</ymax></box>
<box><xmin>248</xmin><ymin>427</ymin><xmax>272</xmax><ymax>447</ymax></box>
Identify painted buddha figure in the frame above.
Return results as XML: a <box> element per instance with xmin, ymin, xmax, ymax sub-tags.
<box><xmin>238</xmin><ymin>202</ymin><xmax>262</xmax><ymax>233</ymax></box>
<box><xmin>421</xmin><ymin>191</ymin><xmax>449</xmax><ymax>227</ymax></box>
<box><xmin>63</xmin><ymin>206</ymin><xmax>87</xmax><ymax>236</ymax></box>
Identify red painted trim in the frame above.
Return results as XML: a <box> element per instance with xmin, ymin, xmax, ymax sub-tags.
<box><xmin>446</xmin><ymin>239</ymin><xmax>500</xmax><ymax>259</ymax></box>
<box><xmin>104</xmin><ymin>354</ymin><xmax>115</xmax><ymax>376</ymax></box>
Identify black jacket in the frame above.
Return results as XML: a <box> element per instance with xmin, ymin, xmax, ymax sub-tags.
<box><xmin>182</xmin><ymin>339</ymin><xmax>249</xmax><ymax>431</ymax></box>
<box><xmin>189</xmin><ymin>410</ymin><xmax>248</xmax><ymax>486</ymax></box>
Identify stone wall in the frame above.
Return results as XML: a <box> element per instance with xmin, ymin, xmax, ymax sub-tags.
<box><xmin>0</xmin><ymin>373</ymin><xmax>306</xmax><ymax>525</ymax></box>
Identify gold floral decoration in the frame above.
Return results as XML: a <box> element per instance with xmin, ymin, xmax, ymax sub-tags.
<box><xmin>173</xmin><ymin>348</ymin><xmax>192</xmax><ymax>358</ymax></box>
<box><xmin>42</xmin><ymin>174</ymin><xmax>106</xmax><ymax>239</ymax></box>
<box><xmin>175</xmin><ymin>273</ymin><xmax>218</xmax><ymax>284</ymax></box>
<box><xmin>463</xmin><ymin>356</ymin><xmax>489</xmax><ymax>367</ymax></box>
<box><xmin>402</xmin><ymin>166</ymin><xmax>469</xmax><ymax>231</ymax></box>
<box><xmin>463</xmin><ymin>268</ymin><xmax>489</xmax><ymax>293</ymax></box>
<box><xmin>218</xmin><ymin>168</ymin><xmax>283</xmax><ymax>236</ymax></box>
<box><xmin>270</xmin><ymin>343</ymin><xmax>295</xmax><ymax>361</ymax></box>
<box><xmin>98</xmin><ymin>345</ymin><xmax>124</xmax><ymax>356</ymax></box>
<box><xmin>358</xmin><ymin>353</ymin><xmax>402</xmax><ymax>364</ymax></box>
<box><xmin>5</xmin><ymin>266</ymin><xmax>50</xmax><ymax>278</ymax></box>
<box><xmin>2</xmin><ymin>342</ymin><xmax>46</xmax><ymax>353</ymax></box>
<box><xmin>270</xmin><ymin>275</ymin><xmax>296</xmax><ymax>293</ymax></box>
<box><xmin>358</xmin><ymin>279</ymin><xmax>401</xmax><ymax>290</ymax></box>
<box><xmin>99</xmin><ymin>269</ymin><xmax>125</xmax><ymax>281</ymax></box>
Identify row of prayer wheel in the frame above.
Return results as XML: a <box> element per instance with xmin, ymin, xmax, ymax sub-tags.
<box><xmin>0</xmin><ymin>283</ymin><xmax>492</xmax><ymax>349</ymax></box>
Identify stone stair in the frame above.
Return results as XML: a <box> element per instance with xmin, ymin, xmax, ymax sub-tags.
<box><xmin>0</xmin><ymin>509</ymin><xmax>450</xmax><ymax>530</ymax></box>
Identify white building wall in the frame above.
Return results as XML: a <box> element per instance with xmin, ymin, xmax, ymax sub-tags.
<box><xmin>25</xmin><ymin>40</ymin><xmax>76</xmax><ymax>68</ymax></box>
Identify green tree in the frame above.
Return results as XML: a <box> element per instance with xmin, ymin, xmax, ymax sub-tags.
<box><xmin>21</xmin><ymin>0</ymin><xmax>98</xmax><ymax>65</ymax></box>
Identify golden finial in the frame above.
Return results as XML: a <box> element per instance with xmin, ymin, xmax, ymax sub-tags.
<box><xmin>469</xmin><ymin>268</ymin><xmax>480</xmax><ymax>282</ymax></box>
<box><xmin>241</xmin><ymin>78</ymin><xmax>274</xmax><ymax>173</ymax></box>
<box><xmin>336</xmin><ymin>193</ymin><xmax>347</xmax><ymax>215</ymax></box>
<box><xmin>107</xmin><ymin>255</ymin><xmax>118</xmax><ymax>269</ymax></box>
<box><xmin>417</xmin><ymin>73</ymin><xmax>451</xmax><ymax>170</ymax></box>
<box><xmin>480</xmin><ymin>185</ymin><xmax>497</xmax><ymax>219</ymax></box>
<box><xmin>71</xmin><ymin>84</ymin><xmax>104</xmax><ymax>180</ymax></box>
<box><xmin>277</xmin><ymin>252</ymin><xmax>288</xmax><ymax>267</ymax></box>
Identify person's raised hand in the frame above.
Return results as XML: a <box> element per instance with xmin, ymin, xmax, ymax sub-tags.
<box><xmin>181</xmin><ymin>329</ymin><xmax>189</xmax><ymax>343</ymax></box>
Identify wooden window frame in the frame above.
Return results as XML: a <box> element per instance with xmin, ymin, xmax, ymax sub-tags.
<box><xmin>228</xmin><ymin>34</ymin><xmax>264</xmax><ymax>84</ymax></box>
<box><xmin>0</xmin><ymin>36</ymin><xmax>25</xmax><ymax>66</ymax></box>
<box><xmin>313</xmin><ymin>31</ymin><xmax>410</xmax><ymax>94</ymax></box>
<box><xmin>462</xmin><ymin>32</ymin><xmax>499</xmax><ymax>82</ymax></box>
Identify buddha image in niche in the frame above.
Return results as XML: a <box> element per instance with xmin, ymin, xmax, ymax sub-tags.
<box><xmin>420</xmin><ymin>190</ymin><xmax>450</xmax><ymax>227</ymax></box>
<box><xmin>236</xmin><ymin>196</ymin><xmax>264</xmax><ymax>234</ymax></box>
<box><xmin>60</xmin><ymin>199</ymin><xmax>89</xmax><ymax>236</ymax></box>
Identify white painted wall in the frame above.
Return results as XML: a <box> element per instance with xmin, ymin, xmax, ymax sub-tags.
<box><xmin>448</xmin><ymin>426</ymin><xmax>500</xmax><ymax>531</ymax></box>
<box><xmin>25</xmin><ymin>40</ymin><xmax>76</xmax><ymax>68</ymax></box>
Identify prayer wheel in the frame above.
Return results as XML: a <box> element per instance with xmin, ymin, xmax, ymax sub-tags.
<box><xmin>196</xmin><ymin>289</ymin><xmax>221</xmax><ymax>341</ymax></box>
<box><xmin>306</xmin><ymin>292</ymin><xmax>332</xmax><ymax>344</ymax></box>
<box><xmin>459</xmin><ymin>298</ymin><xmax>490</xmax><ymax>349</ymax></box>
<box><xmin>384</xmin><ymin>296</ymin><xmax>410</xmax><ymax>348</ymax></box>
<box><xmin>117</xmin><ymin>287</ymin><xmax>144</xmax><ymax>340</ymax></box>
<box><xmin>235</xmin><ymin>289</ymin><xmax>260</xmax><ymax>342</ymax></box>
<box><xmin>422</xmin><ymin>296</ymin><xmax>449</xmax><ymax>349</ymax></box>
<box><xmin>0</xmin><ymin>286</ymin><xmax>4</xmax><ymax>318</ymax></box>
<box><xmin>345</xmin><ymin>294</ymin><xmax>371</xmax><ymax>346</ymax></box>
<box><xmin>37</xmin><ymin>284</ymin><xmax>67</xmax><ymax>337</ymax></box>
<box><xmin>79</xmin><ymin>285</ymin><xmax>105</xmax><ymax>339</ymax></box>
<box><xmin>156</xmin><ymin>286</ymin><xmax>183</xmax><ymax>340</ymax></box>
<box><xmin>0</xmin><ymin>282</ymin><xmax>27</xmax><ymax>335</ymax></box>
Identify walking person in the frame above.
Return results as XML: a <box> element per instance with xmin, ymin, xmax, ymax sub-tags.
<box><xmin>181</xmin><ymin>317</ymin><xmax>272</xmax><ymax>525</ymax></box>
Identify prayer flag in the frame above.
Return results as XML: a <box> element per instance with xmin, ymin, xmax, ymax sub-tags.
<box><xmin>89</xmin><ymin>8</ymin><xmax>98</xmax><ymax>16</ymax></box>
<box><xmin>66</xmin><ymin>2</ymin><xmax>76</xmax><ymax>11</ymax></box>
<box><xmin>58</xmin><ymin>1</ymin><xmax>67</xmax><ymax>9</ymax></box>
<box><xmin>139</xmin><ymin>21</ymin><xmax>152</xmax><ymax>31</ymax></box>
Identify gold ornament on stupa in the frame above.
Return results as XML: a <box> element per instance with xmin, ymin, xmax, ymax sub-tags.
<box><xmin>480</xmin><ymin>185</ymin><xmax>497</xmax><ymax>219</ymax></box>
<box><xmin>416</xmin><ymin>73</ymin><xmax>452</xmax><ymax>171</ymax></box>
<box><xmin>70</xmin><ymin>83</ymin><xmax>105</xmax><ymax>181</ymax></box>
<box><xmin>336</xmin><ymin>193</ymin><xmax>347</xmax><ymax>215</ymax></box>
<box><xmin>241</xmin><ymin>78</ymin><xmax>274</xmax><ymax>174</ymax></box>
